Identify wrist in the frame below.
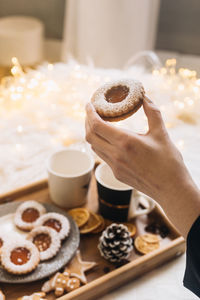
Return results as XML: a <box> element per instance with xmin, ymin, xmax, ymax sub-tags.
<box><xmin>160</xmin><ymin>177</ymin><xmax>200</xmax><ymax>238</ymax></box>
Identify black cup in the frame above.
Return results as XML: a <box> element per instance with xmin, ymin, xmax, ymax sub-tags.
<box><xmin>95</xmin><ymin>163</ymin><xmax>132</xmax><ymax>222</ymax></box>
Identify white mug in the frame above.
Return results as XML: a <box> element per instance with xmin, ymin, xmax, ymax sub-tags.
<box><xmin>47</xmin><ymin>149</ymin><xmax>94</xmax><ymax>209</ymax></box>
<box><xmin>95</xmin><ymin>163</ymin><xmax>155</xmax><ymax>221</ymax></box>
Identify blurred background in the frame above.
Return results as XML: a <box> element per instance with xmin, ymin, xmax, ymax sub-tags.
<box><xmin>0</xmin><ymin>3</ymin><xmax>200</xmax><ymax>300</ymax></box>
<box><xmin>1</xmin><ymin>0</ymin><xmax>200</xmax><ymax>71</ymax></box>
<box><xmin>1</xmin><ymin>0</ymin><xmax>200</xmax><ymax>194</ymax></box>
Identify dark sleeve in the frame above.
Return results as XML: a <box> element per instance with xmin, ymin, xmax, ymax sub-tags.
<box><xmin>183</xmin><ymin>216</ymin><xmax>200</xmax><ymax>297</ymax></box>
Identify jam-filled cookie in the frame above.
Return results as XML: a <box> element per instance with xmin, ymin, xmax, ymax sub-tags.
<box><xmin>0</xmin><ymin>233</ymin><xmax>6</xmax><ymax>253</ymax></box>
<box><xmin>91</xmin><ymin>79</ymin><xmax>145</xmax><ymax>121</ymax></box>
<box><xmin>27</xmin><ymin>226</ymin><xmax>61</xmax><ymax>261</ymax></box>
<box><xmin>14</xmin><ymin>200</ymin><xmax>46</xmax><ymax>231</ymax></box>
<box><xmin>35</xmin><ymin>212</ymin><xmax>70</xmax><ymax>240</ymax></box>
<box><xmin>1</xmin><ymin>240</ymin><xmax>40</xmax><ymax>274</ymax></box>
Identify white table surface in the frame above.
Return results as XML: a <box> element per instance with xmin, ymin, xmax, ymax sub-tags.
<box><xmin>100</xmin><ymin>255</ymin><xmax>196</xmax><ymax>300</ymax></box>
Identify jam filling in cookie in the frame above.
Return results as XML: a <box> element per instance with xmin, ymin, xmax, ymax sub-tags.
<box><xmin>91</xmin><ymin>79</ymin><xmax>144</xmax><ymax>122</ymax></box>
<box><xmin>27</xmin><ymin>226</ymin><xmax>61</xmax><ymax>261</ymax></box>
<box><xmin>14</xmin><ymin>200</ymin><xmax>46</xmax><ymax>231</ymax></box>
<box><xmin>43</xmin><ymin>219</ymin><xmax>61</xmax><ymax>233</ymax></box>
<box><xmin>22</xmin><ymin>208</ymin><xmax>40</xmax><ymax>223</ymax></box>
<box><xmin>105</xmin><ymin>85</ymin><xmax>129</xmax><ymax>103</ymax></box>
<box><xmin>10</xmin><ymin>247</ymin><xmax>31</xmax><ymax>265</ymax></box>
<box><xmin>35</xmin><ymin>212</ymin><xmax>70</xmax><ymax>240</ymax></box>
<box><xmin>1</xmin><ymin>240</ymin><xmax>40</xmax><ymax>274</ymax></box>
<box><xmin>0</xmin><ymin>234</ymin><xmax>6</xmax><ymax>253</ymax></box>
<box><xmin>33</xmin><ymin>234</ymin><xmax>51</xmax><ymax>252</ymax></box>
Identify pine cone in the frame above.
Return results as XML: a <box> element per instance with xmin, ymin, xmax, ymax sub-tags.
<box><xmin>98</xmin><ymin>223</ymin><xmax>133</xmax><ymax>263</ymax></box>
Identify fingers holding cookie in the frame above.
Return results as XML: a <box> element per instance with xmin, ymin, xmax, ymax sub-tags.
<box><xmin>91</xmin><ymin>79</ymin><xmax>144</xmax><ymax>122</ymax></box>
<box><xmin>86</xmin><ymin>103</ymin><xmax>125</xmax><ymax>144</ymax></box>
<box><xmin>85</xmin><ymin>120</ymin><xmax>114</xmax><ymax>154</ymax></box>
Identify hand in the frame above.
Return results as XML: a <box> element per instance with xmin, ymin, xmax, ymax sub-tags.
<box><xmin>85</xmin><ymin>97</ymin><xmax>200</xmax><ymax>237</ymax></box>
<box><xmin>86</xmin><ymin>97</ymin><xmax>188</xmax><ymax>201</ymax></box>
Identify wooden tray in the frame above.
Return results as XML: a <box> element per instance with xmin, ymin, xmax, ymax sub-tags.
<box><xmin>0</xmin><ymin>177</ymin><xmax>185</xmax><ymax>300</ymax></box>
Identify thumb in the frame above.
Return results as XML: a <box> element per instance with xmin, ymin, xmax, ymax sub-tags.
<box><xmin>143</xmin><ymin>96</ymin><xmax>165</xmax><ymax>132</ymax></box>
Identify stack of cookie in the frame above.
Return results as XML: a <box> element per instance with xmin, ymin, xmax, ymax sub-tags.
<box><xmin>134</xmin><ymin>234</ymin><xmax>160</xmax><ymax>255</ymax></box>
<box><xmin>0</xmin><ymin>200</ymin><xmax>70</xmax><ymax>275</ymax></box>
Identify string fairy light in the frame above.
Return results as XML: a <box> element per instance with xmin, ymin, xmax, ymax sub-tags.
<box><xmin>0</xmin><ymin>55</ymin><xmax>199</xmax><ymax>194</ymax></box>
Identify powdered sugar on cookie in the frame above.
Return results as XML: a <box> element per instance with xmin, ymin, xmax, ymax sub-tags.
<box><xmin>14</xmin><ymin>200</ymin><xmax>46</xmax><ymax>231</ymax></box>
<box><xmin>91</xmin><ymin>79</ymin><xmax>144</xmax><ymax>121</ymax></box>
<box><xmin>1</xmin><ymin>239</ymin><xmax>40</xmax><ymax>274</ymax></box>
<box><xmin>35</xmin><ymin>212</ymin><xmax>70</xmax><ymax>240</ymax></box>
<box><xmin>27</xmin><ymin>226</ymin><xmax>61</xmax><ymax>261</ymax></box>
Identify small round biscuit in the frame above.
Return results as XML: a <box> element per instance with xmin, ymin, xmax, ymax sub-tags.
<box><xmin>134</xmin><ymin>234</ymin><xmax>160</xmax><ymax>255</ymax></box>
<box><xmin>1</xmin><ymin>239</ymin><xmax>40</xmax><ymax>274</ymax></box>
<box><xmin>91</xmin><ymin>79</ymin><xmax>145</xmax><ymax>122</ymax></box>
<box><xmin>27</xmin><ymin>226</ymin><xmax>61</xmax><ymax>261</ymax></box>
<box><xmin>122</xmin><ymin>223</ymin><xmax>137</xmax><ymax>237</ymax></box>
<box><xmin>0</xmin><ymin>233</ymin><xmax>6</xmax><ymax>250</ymax></box>
<box><xmin>35</xmin><ymin>212</ymin><xmax>70</xmax><ymax>240</ymax></box>
<box><xmin>14</xmin><ymin>200</ymin><xmax>46</xmax><ymax>231</ymax></box>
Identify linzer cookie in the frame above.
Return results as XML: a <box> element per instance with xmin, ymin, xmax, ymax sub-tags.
<box><xmin>91</xmin><ymin>79</ymin><xmax>144</xmax><ymax>122</ymax></box>
<box><xmin>0</xmin><ymin>233</ymin><xmax>6</xmax><ymax>253</ymax></box>
<box><xmin>17</xmin><ymin>292</ymin><xmax>47</xmax><ymax>300</ymax></box>
<box><xmin>67</xmin><ymin>208</ymin><xmax>90</xmax><ymax>228</ymax></box>
<box><xmin>79</xmin><ymin>212</ymin><xmax>101</xmax><ymax>234</ymax></box>
<box><xmin>134</xmin><ymin>233</ymin><xmax>160</xmax><ymax>255</ymax></box>
<box><xmin>14</xmin><ymin>200</ymin><xmax>46</xmax><ymax>231</ymax></box>
<box><xmin>35</xmin><ymin>212</ymin><xmax>70</xmax><ymax>240</ymax></box>
<box><xmin>27</xmin><ymin>226</ymin><xmax>61</xmax><ymax>261</ymax></box>
<box><xmin>1</xmin><ymin>240</ymin><xmax>40</xmax><ymax>274</ymax></box>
